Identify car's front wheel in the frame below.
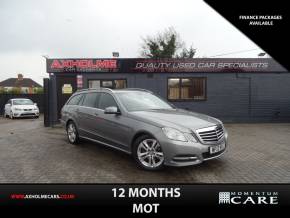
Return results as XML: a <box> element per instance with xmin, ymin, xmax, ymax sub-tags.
<box><xmin>133</xmin><ymin>135</ymin><xmax>165</xmax><ymax>171</ymax></box>
<box><xmin>9</xmin><ymin>111</ymin><xmax>13</xmax><ymax>119</ymax></box>
<box><xmin>66</xmin><ymin>121</ymin><xmax>79</xmax><ymax>144</ymax></box>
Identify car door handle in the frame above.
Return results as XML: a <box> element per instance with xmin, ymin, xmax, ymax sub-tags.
<box><xmin>94</xmin><ymin>113</ymin><xmax>99</xmax><ymax>116</ymax></box>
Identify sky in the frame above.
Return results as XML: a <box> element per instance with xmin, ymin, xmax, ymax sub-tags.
<box><xmin>0</xmin><ymin>0</ymin><xmax>265</xmax><ymax>84</ymax></box>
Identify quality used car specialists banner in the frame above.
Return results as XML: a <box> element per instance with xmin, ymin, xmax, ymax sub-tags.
<box><xmin>46</xmin><ymin>58</ymin><xmax>286</xmax><ymax>73</ymax></box>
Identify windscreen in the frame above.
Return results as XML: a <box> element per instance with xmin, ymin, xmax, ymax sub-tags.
<box><xmin>116</xmin><ymin>91</ymin><xmax>173</xmax><ymax>112</ymax></box>
<box><xmin>13</xmin><ymin>99</ymin><xmax>34</xmax><ymax>105</ymax></box>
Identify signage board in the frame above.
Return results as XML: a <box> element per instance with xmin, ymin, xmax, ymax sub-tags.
<box><xmin>62</xmin><ymin>84</ymin><xmax>73</xmax><ymax>94</ymax></box>
<box><xmin>76</xmin><ymin>75</ymin><xmax>83</xmax><ymax>89</ymax></box>
<box><xmin>46</xmin><ymin>58</ymin><xmax>286</xmax><ymax>73</ymax></box>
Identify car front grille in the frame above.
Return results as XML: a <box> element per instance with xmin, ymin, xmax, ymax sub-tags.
<box><xmin>20</xmin><ymin>113</ymin><xmax>35</xmax><ymax>116</ymax></box>
<box><xmin>196</xmin><ymin>125</ymin><xmax>224</xmax><ymax>144</ymax></box>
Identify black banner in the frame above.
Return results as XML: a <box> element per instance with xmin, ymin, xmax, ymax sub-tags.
<box><xmin>0</xmin><ymin>184</ymin><xmax>289</xmax><ymax>213</ymax></box>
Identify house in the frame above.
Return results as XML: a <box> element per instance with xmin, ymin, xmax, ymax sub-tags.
<box><xmin>0</xmin><ymin>74</ymin><xmax>42</xmax><ymax>94</ymax></box>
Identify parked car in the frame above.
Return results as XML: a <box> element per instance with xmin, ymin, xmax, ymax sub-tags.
<box><xmin>4</xmin><ymin>98</ymin><xmax>39</xmax><ymax>119</ymax></box>
<box><xmin>61</xmin><ymin>88</ymin><xmax>228</xmax><ymax>171</ymax></box>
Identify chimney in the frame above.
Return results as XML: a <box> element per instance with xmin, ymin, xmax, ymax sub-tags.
<box><xmin>17</xmin><ymin>74</ymin><xmax>23</xmax><ymax>80</ymax></box>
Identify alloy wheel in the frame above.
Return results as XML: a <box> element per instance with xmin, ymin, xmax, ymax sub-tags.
<box><xmin>67</xmin><ymin>123</ymin><xmax>77</xmax><ymax>143</ymax></box>
<box><xmin>137</xmin><ymin>139</ymin><xmax>164</xmax><ymax>168</ymax></box>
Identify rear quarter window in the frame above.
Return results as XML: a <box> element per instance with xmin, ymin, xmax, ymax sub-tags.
<box><xmin>67</xmin><ymin>94</ymin><xmax>83</xmax><ymax>105</ymax></box>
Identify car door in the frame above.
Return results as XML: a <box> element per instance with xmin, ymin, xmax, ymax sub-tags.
<box><xmin>77</xmin><ymin>92</ymin><xmax>101</xmax><ymax>140</ymax></box>
<box><xmin>64</xmin><ymin>93</ymin><xmax>84</xmax><ymax>128</ymax></box>
<box><xmin>95</xmin><ymin>92</ymin><xmax>132</xmax><ymax>150</ymax></box>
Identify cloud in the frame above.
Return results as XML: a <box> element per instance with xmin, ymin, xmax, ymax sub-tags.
<box><xmin>0</xmin><ymin>0</ymin><xmax>263</xmax><ymax>84</ymax></box>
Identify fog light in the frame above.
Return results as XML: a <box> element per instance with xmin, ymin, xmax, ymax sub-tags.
<box><xmin>173</xmin><ymin>155</ymin><xmax>198</xmax><ymax>162</ymax></box>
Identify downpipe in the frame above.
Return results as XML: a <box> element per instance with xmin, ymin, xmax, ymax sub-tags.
<box><xmin>235</xmin><ymin>73</ymin><xmax>252</xmax><ymax>118</ymax></box>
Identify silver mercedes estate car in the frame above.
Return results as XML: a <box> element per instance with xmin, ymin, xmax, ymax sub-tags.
<box><xmin>61</xmin><ymin>88</ymin><xmax>228</xmax><ymax>171</ymax></box>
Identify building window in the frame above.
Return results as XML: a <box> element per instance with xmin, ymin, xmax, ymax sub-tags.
<box><xmin>101</xmin><ymin>80</ymin><xmax>113</xmax><ymax>88</ymax></box>
<box><xmin>88</xmin><ymin>80</ymin><xmax>100</xmax><ymax>89</ymax></box>
<box><xmin>88</xmin><ymin>79</ymin><xmax>127</xmax><ymax>89</ymax></box>
<box><xmin>114</xmin><ymin>80</ymin><xmax>126</xmax><ymax>89</ymax></box>
<box><xmin>168</xmin><ymin>78</ymin><xmax>206</xmax><ymax>100</ymax></box>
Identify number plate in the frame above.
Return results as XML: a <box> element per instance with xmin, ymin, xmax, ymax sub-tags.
<box><xmin>209</xmin><ymin>142</ymin><xmax>226</xmax><ymax>154</ymax></box>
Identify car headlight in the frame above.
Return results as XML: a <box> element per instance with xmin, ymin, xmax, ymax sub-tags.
<box><xmin>13</xmin><ymin>108</ymin><xmax>22</xmax><ymax>111</ymax></box>
<box><xmin>162</xmin><ymin>127</ymin><xmax>188</xmax><ymax>142</ymax></box>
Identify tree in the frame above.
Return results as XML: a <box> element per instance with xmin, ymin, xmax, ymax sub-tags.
<box><xmin>176</xmin><ymin>46</ymin><xmax>196</xmax><ymax>58</ymax></box>
<box><xmin>10</xmin><ymin>87</ymin><xmax>21</xmax><ymax>94</ymax></box>
<box><xmin>33</xmin><ymin>87</ymin><xmax>44</xmax><ymax>94</ymax></box>
<box><xmin>140</xmin><ymin>27</ymin><xmax>196</xmax><ymax>58</ymax></box>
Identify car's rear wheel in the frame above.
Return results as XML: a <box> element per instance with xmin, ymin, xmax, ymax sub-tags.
<box><xmin>133</xmin><ymin>135</ymin><xmax>165</xmax><ymax>171</ymax></box>
<box><xmin>66</xmin><ymin>121</ymin><xmax>79</xmax><ymax>144</ymax></box>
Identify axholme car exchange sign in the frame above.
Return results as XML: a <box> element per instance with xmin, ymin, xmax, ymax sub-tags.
<box><xmin>47</xmin><ymin>58</ymin><xmax>281</xmax><ymax>73</ymax></box>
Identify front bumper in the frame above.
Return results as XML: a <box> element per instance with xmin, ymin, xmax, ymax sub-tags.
<box><xmin>155</xmin><ymin>130</ymin><xmax>228</xmax><ymax>167</ymax></box>
<box><xmin>12</xmin><ymin>111</ymin><xmax>39</xmax><ymax>117</ymax></box>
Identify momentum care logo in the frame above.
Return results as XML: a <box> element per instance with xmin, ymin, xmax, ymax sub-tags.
<box><xmin>218</xmin><ymin>191</ymin><xmax>278</xmax><ymax>205</ymax></box>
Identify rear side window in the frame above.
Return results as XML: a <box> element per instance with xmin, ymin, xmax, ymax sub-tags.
<box><xmin>67</xmin><ymin>94</ymin><xmax>83</xmax><ymax>105</ymax></box>
<box><xmin>82</xmin><ymin>92</ymin><xmax>100</xmax><ymax>108</ymax></box>
<box><xmin>98</xmin><ymin>93</ymin><xmax>118</xmax><ymax>110</ymax></box>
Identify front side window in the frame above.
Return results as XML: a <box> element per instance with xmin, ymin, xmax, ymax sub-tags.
<box><xmin>116</xmin><ymin>91</ymin><xmax>173</xmax><ymax>112</ymax></box>
<box><xmin>98</xmin><ymin>93</ymin><xmax>118</xmax><ymax>110</ymax></box>
<box><xmin>168</xmin><ymin>78</ymin><xmax>206</xmax><ymax>100</ymax></box>
<box><xmin>82</xmin><ymin>92</ymin><xmax>100</xmax><ymax>108</ymax></box>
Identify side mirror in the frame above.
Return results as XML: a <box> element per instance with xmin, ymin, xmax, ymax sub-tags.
<box><xmin>104</xmin><ymin>106</ymin><xmax>121</xmax><ymax>115</ymax></box>
<box><xmin>6</xmin><ymin>103</ymin><xmax>11</xmax><ymax>107</ymax></box>
<box><xmin>34</xmin><ymin>103</ymin><xmax>37</xmax><ymax>106</ymax></box>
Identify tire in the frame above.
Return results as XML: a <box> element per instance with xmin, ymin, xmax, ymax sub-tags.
<box><xmin>133</xmin><ymin>135</ymin><xmax>165</xmax><ymax>171</ymax></box>
<box><xmin>66</xmin><ymin>121</ymin><xmax>80</xmax><ymax>144</ymax></box>
<box><xmin>9</xmin><ymin>111</ymin><xmax>13</xmax><ymax>119</ymax></box>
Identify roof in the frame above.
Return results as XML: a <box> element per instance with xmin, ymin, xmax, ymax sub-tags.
<box><xmin>0</xmin><ymin>78</ymin><xmax>42</xmax><ymax>88</ymax></box>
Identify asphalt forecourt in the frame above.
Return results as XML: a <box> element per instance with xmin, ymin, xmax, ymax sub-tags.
<box><xmin>0</xmin><ymin>116</ymin><xmax>289</xmax><ymax>183</ymax></box>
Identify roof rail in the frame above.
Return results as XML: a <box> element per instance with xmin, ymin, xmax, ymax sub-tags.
<box><xmin>121</xmin><ymin>88</ymin><xmax>152</xmax><ymax>93</ymax></box>
<box><xmin>76</xmin><ymin>88</ymin><xmax>152</xmax><ymax>93</ymax></box>
<box><xmin>75</xmin><ymin>88</ymin><xmax>113</xmax><ymax>92</ymax></box>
